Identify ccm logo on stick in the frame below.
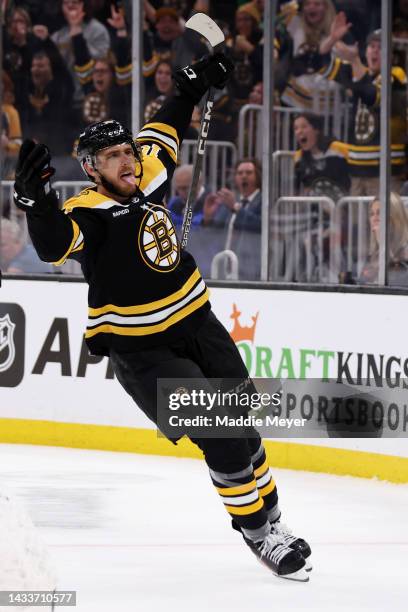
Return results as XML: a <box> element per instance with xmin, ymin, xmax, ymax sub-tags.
<box><xmin>198</xmin><ymin>101</ymin><xmax>214</xmax><ymax>155</ymax></box>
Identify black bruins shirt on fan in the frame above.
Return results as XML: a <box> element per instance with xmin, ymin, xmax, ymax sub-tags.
<box><xmin>25</xmin><ymin>95</ymin><xmax>210</xmax><ymax>356</ymax></box>
<box><xmin>321</xmin><ymin>58</ymin><xmax>407</xmax><ymax>177</ymax></box>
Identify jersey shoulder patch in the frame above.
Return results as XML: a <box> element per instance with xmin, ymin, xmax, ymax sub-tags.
<box><xmin>63</xmin><ymin>188</ymin><xmax>119</xmax><ymax>213</ymax></box>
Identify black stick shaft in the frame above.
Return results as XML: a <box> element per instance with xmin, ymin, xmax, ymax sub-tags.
<box><xmin>180</xmin><ymin>87</ymin><xmax>214</xmax><ymax>249</ymax></box>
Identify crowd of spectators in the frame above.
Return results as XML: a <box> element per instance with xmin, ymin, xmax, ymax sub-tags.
<box><xmin>2</xmin><ymin>0</ymin><xmax>408</xmax><ymax>286</ymax></box>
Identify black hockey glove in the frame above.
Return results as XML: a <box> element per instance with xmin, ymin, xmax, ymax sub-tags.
<box><xmin>173</xmin><ymin>52</ymin><xmax>234</xmax><ymax>103</ymax></box>
<box><xmin>14</xmin><ymin>139</ymin><xmax>58</xmax><ymax>214</ymax></box>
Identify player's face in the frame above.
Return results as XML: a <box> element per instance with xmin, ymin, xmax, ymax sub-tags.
<box><xmin>369</xmin><ymin>200</ymin><xmax>381</xmax><ymax>238</ymax></box>
<box><xmin>303</xmin><ymin>0</ymin><xmax>326</xmax><ymax>26</ymax></box>
<box><xmin>95</xmin><ymin>143</ymin><xmax>138</xmax><ymax>198</ymax></box>
<box><xmin>366</xmin><ymin>41</ymin><xmax>381</xmax><ymax>73</ymax></box>
<box><xmin>294</xmin><ymin>117</ymin><xmax>318</xmax><ymax>152</ymax></box>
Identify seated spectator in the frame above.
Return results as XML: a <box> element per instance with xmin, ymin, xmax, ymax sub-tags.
<box><xmin>20</xmin><ymin>50</ymin><xmax>74</xmax><ymax>155</ymax></box>
<box><xmin>248</xmin><ymin>81</ymin><xmax>263</xmax><ymax>105</ymax></box>
<box><xmin>320</xmin><ymin>25</ymin><xmax>408</xmax><ymax>196</ymax></box>
<box><xmin>358</xmin><ymin>193</ymin><xmax>408</xmax><ymax>286</ymax></box>
<box><xmin>51</xmin><ymin>0</ymin><xmax>110</xmax><ymax>107</ymax></box>
<box><xmin>73</xmin><ymin>4</ymin><xmax>132</xmax><ymax>129</ymax></box>
<box><xmin>1</xmin><ymin>71</ymin><xmax>22</xmax><ymax>179</ymax></box>
<box><xmin>0</xmin><ymin>218</ymin><xmax>55</xmax><ymax>274</ymax></box>
<box><xmin>278</xmin><ymin>0</ymin><xmax>339</xmax><ymax>109</ymax></box>
<box><xmin>203</xmin><ymin>158</ymin><xmax>262</xmax><ymax>280</ymax></box>
<box><xmin>293</xmin><ymin>112</ymin><xmax>350</xmax><ymax>200</ymax></box>
<box><xmin>3</xmin><ymin>6</ymin><xmax>66</xmax><ymax>122</ymax></box>
<box><xmin>167</xmin><ymin>164</ymin><xmax>207</xmax><ymax>228</ymax></box>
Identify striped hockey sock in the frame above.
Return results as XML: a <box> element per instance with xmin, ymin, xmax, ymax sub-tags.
<box><xmin>209</xmin><ymin>464</ymin><xmax>270</xmax><ymax>542</ymax></box>
<box><xmin>250</xmin><ymin>442</ymin><xmax>281</xmax><ymax>524</ymax></box>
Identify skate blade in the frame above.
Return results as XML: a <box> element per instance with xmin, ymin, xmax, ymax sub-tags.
<box><xmin>280</xmin><ymin>567</ymin><xmax>310</xmax><ymax>582</ymax></box>
<box><xmin>304</xmin><ymin>558</ymin><xmax>313</xmax><ymax>572</ymax></box>
<box><xmin>257</xmin><ymin>559</ymin><xmax>310</xmax><ymax>582</ymax></box>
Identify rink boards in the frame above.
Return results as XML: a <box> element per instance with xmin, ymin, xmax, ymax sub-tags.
<box><xmin>1</xmin><ymin>278</ymin><xmax>408</xmax><ymax>483</ymax></box>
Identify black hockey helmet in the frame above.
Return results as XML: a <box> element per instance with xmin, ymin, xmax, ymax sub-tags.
<box><xmin>76</xmin><ymin>119</ymin><xmax>142</xmax><ymax>178</ymax></box>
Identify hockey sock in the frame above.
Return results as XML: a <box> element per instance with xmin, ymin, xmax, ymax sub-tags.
<box><xmin>250</xmin><ymin>441</ymin><xmax>280</xmax><ymax>524</ymax></box>
<box><xmin>209</xmin><ymin>464</ymin><xmax>271</xmax><ymax>542</ymax></box>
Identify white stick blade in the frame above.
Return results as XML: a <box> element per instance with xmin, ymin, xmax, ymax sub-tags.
<box><xmin>185</xmin><ymin>13</ymin><xmax>225</xmax><ymax>48</ymax></box>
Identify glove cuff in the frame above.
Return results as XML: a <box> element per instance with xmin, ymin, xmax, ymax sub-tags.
<box><xmin>20</xmin><ymin>188</ymin><xmax>59</xmax><ymax>217</ymax></box>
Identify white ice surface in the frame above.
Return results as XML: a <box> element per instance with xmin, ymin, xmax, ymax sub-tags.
<box><xmin>0</xmin><ymin>444</ymin><xmax>407</xmax><ymax>612</ymax></box>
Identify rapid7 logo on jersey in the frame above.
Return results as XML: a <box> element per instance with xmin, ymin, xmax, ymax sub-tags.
<box><xmin>138</xmin><ymin>205</ymin><xmax>180</xmax><ymax>272</ymax></box>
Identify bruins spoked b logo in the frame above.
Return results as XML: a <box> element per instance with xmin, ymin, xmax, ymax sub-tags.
<box><xmin>138</xmin><ymin>205</ymin><xmax>180</xmax><ymax>272</ymax></box>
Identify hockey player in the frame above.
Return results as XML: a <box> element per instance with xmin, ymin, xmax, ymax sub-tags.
<box><xmin>13</xmin><ymin>52</ymin><xmax>312</xmax><ymax>581</ymax></box>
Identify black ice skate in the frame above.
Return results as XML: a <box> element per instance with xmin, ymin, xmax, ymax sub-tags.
<box><xmin>244</xmin><ymin>533</ymin><xmax>309</xmax><ymax>582</ymax></box>
<box><xmin>270</xmin><ymin>521</ymin><xmax>313</xmax><ymax>572</ymax></box>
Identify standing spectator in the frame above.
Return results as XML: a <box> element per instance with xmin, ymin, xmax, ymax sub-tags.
<box><xmin>73</xmin><ymin>4</ymin><xmax>132</xmax><ymax>129</ymax></box>
<box><xmin>144</xmin><ymin>60</ymin><xmax>174</xmax><ymax>123</ymax></box>
<box><xmin>225</xmin><ymin>4</ymin><xmax>263</xmax><ymax>111</ymax></box>
<box><xmin>204</xmin><ymin>158</ymin><xmax>262</xmax><ymax>280</ymax></box>
<box><xmin>279</xmin><ymin>0</ymin><xmax>339</xmax><ymax>109</ymax></box>
<box><xmin>292</xmin><ymin>113</ymin><xmax>350</xmax><ymax>281</ymax></box>
<box><xmin>320</xmin><ymin>25</ymin><xmax>408</xmax><ymax>195</ymax></box>
<box><xmin>1</xmin><ymin>71</ymin><xmax>22</xmax><ymax>179</ymax></box>
<box><xmin>3</xmin><ymin>7</ymin><xmax>66</xmax><ymax>121</ymax></box>
<box><xmin>293</xmin><ymin>112</ymin><xmax>350</xmax><ymax>199</ymax></box>
<box><xmin>21</xmin><ymin>50</ymin><xmax>74</xmax><ymax>155</ymax></box>
<box><xmin>51</xmin><ymin>0</ymin><xmax>110</xmax><ymax>106</ymax></box>
<box><xmin>358</xmin><ymin>193</ymin><xmax>408</xmax><ymax>286</ymax></box>
<box><xmin>0</xmin><ymin>218</ymin><xmax>54</xmax><ymax>274</ymax></box>
<box><xmin>143</xmin><ymin>7</ymin><xmax>207</xmax><ymax>81</ymax></box>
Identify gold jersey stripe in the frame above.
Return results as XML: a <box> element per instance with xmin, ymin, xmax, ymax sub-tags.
<box><xmin>85</xmin><ymin>289</ymin><xmax>209</xmax><ymax>338</ymax></box>
<box><xmin>349</xmin><ymin>159</ymin><xmax>405</xmax><ymax>166</ymax></box>
<box><xmin>225</xmin><ymin>497</ymin><xmax>264</xmax><ymax>516</ymax></box>
<box><xmin>74</xmin><ymin>59</ymin><xmax>95</xmax><ymax>74</ymax></box>
<box><xmin>348</xmin><ymin>144</ymin><xmax>405</xmax><ymax>151</ymax></box>
<box><xmin>258</xmin><ymin>479</ymin><xmax>276</xmax><ymax>498</ymax></box>
<box><xmin>52</xmin><ymin>218</ymin><xmax>81</xmax><ymax>266</ymax></box>
<box><xmin>139</xmin><ymin>155</ymin><xmax>168</xmax><ymax>193</ymax></box>
<box><xmin>116</xmin><ymin>64</ymin><xmax>132</xmax><ymax>74</ymax></box>
<box><xmin>216</xmin><ymin>480</ymin><xmax>257</xmax><ymax>497</ymax></box>
<box><xmin>254</xmin><ymin>458</ymin><xmax>269</xmax><ymax>478</ymax></box>
<box><xmin>88</xmin><ymin>268</ymin><xmax>202</xmax><ymax>316</ymax></box>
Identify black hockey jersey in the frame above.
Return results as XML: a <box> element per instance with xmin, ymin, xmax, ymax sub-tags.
<box><xmin>321</xmin><ymin>58</ymin><xmax>407</xmax><ymax>177</ymax></box>
<box><xmin>26</xmin><ymin>95</ymin><xmax>210</xmax><ymax>356</ymax></box>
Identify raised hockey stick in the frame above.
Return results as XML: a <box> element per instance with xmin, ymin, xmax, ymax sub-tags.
<box><xmin>180</xmin><ymin>13</ymin><xmax>226</xmax><ymax>249</ymax></box>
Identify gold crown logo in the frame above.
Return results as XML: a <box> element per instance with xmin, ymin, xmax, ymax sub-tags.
<box><xmin>229</xmin><ymin>303</ymin><xmax>259</xmax><ymax>344</ymax></box>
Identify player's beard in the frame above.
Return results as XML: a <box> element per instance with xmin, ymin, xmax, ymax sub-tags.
<box><xmin>99</xmin><ymin>172</ymin><xmax>138</xmax><ymax>200</ymax></box>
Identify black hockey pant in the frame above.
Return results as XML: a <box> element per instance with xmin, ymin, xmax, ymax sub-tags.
<box><xmin>110</xmin><ymin>311</ymin><xmax>280</xmax><ymax>541</ymax></box>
